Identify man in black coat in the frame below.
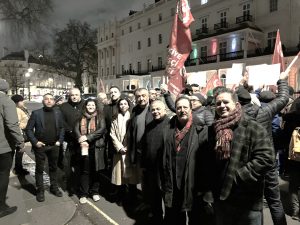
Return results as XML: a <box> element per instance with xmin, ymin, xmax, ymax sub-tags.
<box><xmin>59</xmin><ymin>88</ymin><xmax>85</xmax><ymax>195</ymax></box>
<box><xmin>26</xmin><ymin>93</ymin><xmax>65</xmax><ymax>202</ymax></box>
<box><xmin>161</xmin><ymin>96</ymin><xmax>210</xmax><ymax>225</ymax></box>
<box><xmin>141</xmin><ymin>100</ymin><xmax>169</xmax><ymax>224</ymax></box>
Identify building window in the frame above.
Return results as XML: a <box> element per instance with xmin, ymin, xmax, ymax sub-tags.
<box><xmin>158</xmin><ymin>57</ymin><xmax>163</xmax><ymax>69</ymax></box>
<box><xmin>106</xmin><ymin>50</ymin><xmax>109</xmax><ymax>58</ymax></box>
<box><xmin>148</xmin><ymin>18</ymin><xmax>151</xmax><ymax>26</ymax></box>
<box><xmin>200</xmin><ymin>46</ymin><xmax>207</xmax><ymax>57</ymax></box>
<box><xmin>148</xmin><ymin>38</ymin><xmax>151</xmax><ymax>47</ymax></box>
<box><xmin>147</xmin><ymin>59</ymin><xmax>152</xmax><ymax>72</ymax></box>
<box><xmin>100</xmin><ymin>38</ymin><xmax>103</xmax><ymax>42</ymax></box>
<box><xmin>201</xmin><ymin>0</ymin><xmax>208</xmax><ymax>5</ymax></box>
<box><xmin>107</xmin><ymin>67</ymin><xmax>109</xmax><ymax>76</ymax></box>
<box><xmin>112</xmin><ymin>66</ymin><xmax>115</xmax><ymax>75</ymax></box>
<box><xmin>101</xmin><ymin>52</ymin><xmax>104</xmax><ymax>59</ymax></box>
<box><xmin>137</xmin><ymin>62</ymin><xmax>141</xmax><ymax>73</ymax></box>
<box><xmin>220</xmin><ymin>11</ymin><xmax>227</xmax><ymax>24</ymax></box>
<box><xmin>201</xmin><ymin>17</ymin><xmax>207</xmax><ymax>28</ymax></box>
<box><xmin>129</xmin><ymin>26</ymin><xmax>132</xmax><ymax>33</ymax></box>
<box><xmin>112</xmin><ymin>48</ymin><xmax>115</xmax><ymax>56</ymax></box>
<box><xmin>137</xmin><ymin>22</ymin><xmax>141</xmax><ymax>29</ymax></box>
<box><xmin>159</xmin><ymin>13</ymin><xmax>162</xmax><ymax>21</ymax></box>
<box><xmin>101</xmin><ymin>68</ymin><xmax>104</xmax><ymax>76</ymax></box>
<box><xmin>267</xmin><ymin>31</ymin><xmax>277</xmax><ymax>49</ymax></box>
<box><xmin>171</xmin><ymin>8</ymin><xmax>175</xmax><ymax>16</ymax></box>
<box><xmin>129</xmin><ymin>64</ymin><xmax>132</xmax><ymax>73</ymax></box>
<box><xmin>219</xmin><ymin>42</ymin><xmax>227</xmax><ymax>54</ymax></box>
<box><xmin>138</xmin><ymin>41</ymin><xmax>141</xmax><ymax>50</ymax></box>
<box><xmin>121</xmin><ymin>30</ymin><xmax>124</xmax><ymax>35</ymax></box>
<box><xmin>220</xmin><ymin>74</ymin><xmax>226</xmax><ymax>86</ymax></box>
<box><xmin>270</xmin><ymin>0</ymin><xmax>278</xmax><ymax>12</ymax></box>
<box><xmin>243</xmin><ymin>3</ymin><xmax>250</xmax><ymax>16</ymax></box>
<box><xmin>158</xmin><ymin>34</ymin><xmax>162</xmax><ymax>44</ymax></box>
<box><xmin>106</xmin><ymin>36</ymin><xmax>108</xmax><ymax>40</ymax></box>
<box><xmin>121</xmin><ymin>65</ymin><xmax>125</xmax><ymax>74</ymax></box>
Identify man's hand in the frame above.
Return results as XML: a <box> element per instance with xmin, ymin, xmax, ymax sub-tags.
<box><xmin>279</xmin><ymin>71</ymin><xmax>289</xmax><ymax>80</ymax></box>
<box><xmin>36</xmin><ymin>141</ymin><xmax>45</xmax><ymax>148</ymax></box>
<box><xmin>78</xmin><ymin>135</ymin><xmax>87</xmax><ymax>143</ymax></box>
<box><xmin>160</xmin><ymin>84</ymin><xmax>168</xmax><ymax>94</ymax></box>
<box><xmin>55</xmin><ymin>141</ymin><xmax>61</xmax><ymax>147</ymax></box>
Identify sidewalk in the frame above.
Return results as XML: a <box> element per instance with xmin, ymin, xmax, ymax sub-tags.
<box><xmin>0</xmin><ymin>151</ymin><xmax>76</xmax><ymax>225</ymax></box>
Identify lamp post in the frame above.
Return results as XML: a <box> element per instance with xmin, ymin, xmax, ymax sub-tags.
<box><xmin>25</xmin><ymin>69</ymin><xmax>31</xmax><ymax>101</ymax></box>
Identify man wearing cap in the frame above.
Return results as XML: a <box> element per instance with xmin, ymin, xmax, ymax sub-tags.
<box><xmin>236</xmin><ymin>87</ymin><xmax>259</xmax><ymax>119</ymax></box>
<box><xmin>11</xmin><ymin>94</ymin><xmax>30</xmax><ymax>175</ymax></box>
<box><xmin>189</xmin><ymin>93</ymin><xmax>214</xmax><ymax>126</ymax></box>
<box><xmin>0</xmin><ymin>79</ymin><xmax>24</xmax><ymax>218</ymax></box>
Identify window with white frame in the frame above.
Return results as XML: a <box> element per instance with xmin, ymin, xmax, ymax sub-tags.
<box><xmin>243</xmin><ymin>3</ymin><xmax>250</xmax><ymax>16</ymax></box>
<box><xmin>220</xmin><ymin>11</ymin><xmax>227</xmax><ymax>24</ymax></box>
<box><xmin>219</xmin><ymin>42</ymin><xmax>227</xmax><ymax>54</ymax></box>
<box><xmin>267</xmin><ymin>31</ymin><xmax>277</xmax><ymax>49</ymax></box>
<box><xmin>270</xmin><ymin>0</ymin><xmax>278</xmax><ymax>12</ymax></box>
<box><xmin>201</xmin><ymin>17</ymin><xmax>207</xmax><ymax>28</ymax></box>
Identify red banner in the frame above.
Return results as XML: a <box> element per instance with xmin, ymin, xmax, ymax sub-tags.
<box><xmin>201</xmin><ymin>73</ymin><xmax>222</xmax><ymax>96</ymax></box>
<box><xmin>165</xmin><ymin>0</ymin><xmax>194</xmax><ymax>96</ymax></box>
<box><xmin>272</xmin><ymin>30</ymin><xmax>285</xmax><ymax>72</ymax></box>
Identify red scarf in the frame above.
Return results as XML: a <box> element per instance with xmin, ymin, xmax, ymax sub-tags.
<box><xmin>80</xmin><ymin>112</ymin><xmax>97</xmax><ymax>135</ymax></box>
<box><xmin>214</xmin><ymin>103</ymin><xmax>242</xmax><ymax>160</ymax></box>
<box><xmin>175</xmin><ymin>113</ymin><xmax>193</xmax><ymax>152</ymax></box>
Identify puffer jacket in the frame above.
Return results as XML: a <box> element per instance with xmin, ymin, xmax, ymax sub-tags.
<box><xmin>193</xmin><ymin>106</ymin><xmax>214</xmax><ymax>126</ymax></box>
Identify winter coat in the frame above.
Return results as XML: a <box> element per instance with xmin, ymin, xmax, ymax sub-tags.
<box><xmin>161</xmin><ymin>116</ymin><xmax>211</xmax><ymax>211</ymax></box>
<box><xmin>74</xmin><ymin>113</ymin><xmax>106</xmax><ymax>171</ymax></box>
<box><xmin>110</xmin><ymin>111</ymin><xmax>139</xmax><ymax>185</ymax></box>
<box><xmin>0</xmin><ymin>92</ymin><xmax>23</xmax><ymax>154</ymax></box>
<box><xmin>16</xmin><ymin>107</ymin><xmax>29</xmax><ymax>129</ymax></box>
<box><xmin>207</xmin><ymin>115</ymin><xmax>275</xmax><ymax>211</ymax></box>
<box><xmin>193</xmin><ymin>106</ymin><xmax>214</xmax><ymax>126</ymax></box>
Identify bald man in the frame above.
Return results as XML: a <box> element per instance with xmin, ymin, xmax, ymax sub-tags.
<box><xmin>141</xmin><ymin>100</ymin><xmax>170</xmax><ymax>224</ymax></box>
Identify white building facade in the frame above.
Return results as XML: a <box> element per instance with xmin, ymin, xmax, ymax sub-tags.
<box><xmin>97</xmin><ymin>0</ymin><xmax>300</xmax><ymax>92</ymax></box>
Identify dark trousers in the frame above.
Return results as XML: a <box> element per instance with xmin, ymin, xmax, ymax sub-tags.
<box><xmin>264</xmin><ymin>164</ymin><xmax>287</xmax><ymax>225</ymax></box>
<box><xmin>288</xmin><ymin>161</ymin><xmax>300</xmax><ymax>215</ymax></box>
<box><xmin>142</xmin><ymin>170</ymin><xmax>163</xmax><ymax>224</ymax></box>
<box><xmin>0</xmin><ymin>152</ymin><xmax>13</xmax><ymax>209</ymax></box>
<box><xmin>14</xmin><ymin>150</ymin><xmax>24</xmax><ymax>170</ymax></box>
<box><xmin>34</xmin><ymin>146</ymin><xmax>59</xmax><ymax>191</ymax></box>
<box><xmin>79</xmin><ymin>148</ymin><xmax>99</xmax><ymax>197</ymax></box>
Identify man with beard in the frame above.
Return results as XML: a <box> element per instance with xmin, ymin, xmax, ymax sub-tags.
<box><xmin>141</xmin><ymin>100</ymin><xmax>169</xmax><ymax>224</ymax></box>
<box><xmin>161</xmin><ymin>96</ymin><xmax>210</xmax><ymax>225</ymax></box>
<box><xmin>59</xmin><ymin>88</ymin><xmax>85</xmax><ymax>195</ymax></box>
<box><xmin>103</xmin><ymin>86</ymin><xmax>122</xmax><ymax>171</ymax></box>
<box><xmin>207</xmin><ymin>88</ymin><xmax>274</xmax><ymax>225</ymax></box>
<box><xmin>26</xmin><ymin>93</ymin><xmax>65</xmax><ymax>202</ymax></box>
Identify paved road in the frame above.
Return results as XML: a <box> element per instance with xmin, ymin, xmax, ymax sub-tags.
<box><xmin>24</xmin><ymin>102</ymin><xmax>298</xmax><ymax>225</ymax></box>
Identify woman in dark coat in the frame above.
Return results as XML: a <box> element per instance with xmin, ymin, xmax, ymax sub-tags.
<box><xmin>74</xmin><ymin>99</ymin><xmax>106</xmax><ymax>204</ymax></box>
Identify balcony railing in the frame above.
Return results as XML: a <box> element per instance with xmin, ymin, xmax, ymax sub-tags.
<box><xmin>214</xmin><ymin>22</ymin><xmax>229</xmax><ymax>30</ymax></box>
<box><xmin>219</xmin><ymin>50</ymin><xmax>244</xmax><ymax>61</ymax></box>
<box><xmin>236</xmin><ymin>14</ymin><xmax>253</xmax><ymax>24</ymax></box>
<box><xmin>196</xmin><ymin>27</ymin><xmax>208</xmax><ymax>35</ymax></box>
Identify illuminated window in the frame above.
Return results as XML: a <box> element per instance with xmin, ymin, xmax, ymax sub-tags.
<box><xmin>201</xmin><ymin>0</ymin><xmax>208</xmax><ymax>5</ymax></box>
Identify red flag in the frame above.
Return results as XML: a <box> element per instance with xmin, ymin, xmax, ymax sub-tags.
<box><xmin>165</xmin><ymin>0</ymin><xmax>194</xmax><ymax>96</ymax></box>
<box><xmin>98</xmin><ymin>78</ymin><xmax>105</xmax><ymax>93</ymax></box>
<box><xmin>272</xmin><ymin>30</ymin><xmax>285</xmax><ymax>72</ymax></box>
<box><xmin>201</xmin><ymin>73</ymin><xmax>222</xmax><ymax>96</ymax></box>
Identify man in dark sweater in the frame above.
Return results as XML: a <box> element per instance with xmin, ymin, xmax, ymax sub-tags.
<box><xmin>26</xmin><ymin>93</ymin><xmax>65</xmax><ymax>202</ymax></box>
<box><xmin>141</xmin><ymin>100</ymin><xmax>169</xmax><ymax>224</ymax></box>
<box><xmin>59</xmin><ymin>88</ymin><xmax>85</xmax><ymax>194</ymax></box>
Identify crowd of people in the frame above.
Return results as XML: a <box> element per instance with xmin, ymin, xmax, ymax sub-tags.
<box><xmin>0</xmin><ymin>70</ymin><xmax>300</xmax><ymax>225</ymax></box>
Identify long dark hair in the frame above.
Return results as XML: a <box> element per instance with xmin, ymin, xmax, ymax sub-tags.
<box><xmin>117</xmin><ymin>98</ymin><xmax>131</xmax><ymax>113</ymax></box>
<box><xmin>84</xmin><ymin>98</ymin><xmax>99</xmax><ymax>114</ymax></box>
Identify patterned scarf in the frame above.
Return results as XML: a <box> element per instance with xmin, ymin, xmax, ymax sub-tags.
<box><xmin>80</xmin><ymin>112</ymin><xmax>97</xmax><ymax>135</ymax></box>
<box><xmin>175</xmin><ymin>113</ymin><xmax>193</xmax><ymax>152</ymax></box>
<box><xmin>214</xmin><ymin>103</ymin><xmax>242</xmax><ymax>160</ymax></box>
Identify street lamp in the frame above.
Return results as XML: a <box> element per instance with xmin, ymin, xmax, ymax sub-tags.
<box><xmin>25</xmin><ymin>69</ymin><xmax>31</xmax><ymax>101</ymax></box>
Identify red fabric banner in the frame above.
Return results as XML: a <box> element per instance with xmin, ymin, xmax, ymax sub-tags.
<box><xmin>272</xmin><ymin>30</ymin><xmax>285</xmax><ymax>72</ymax></box>
<box><xmin>165</xmin><ymin>0</ymin><xmax>194</xmax><ymax>96</ymax></box>
<box><xmin>201</xmin><ymin>73</ymin><xmax>223</xmax><ymax>96</ymax></box>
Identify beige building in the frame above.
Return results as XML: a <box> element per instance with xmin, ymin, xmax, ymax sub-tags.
<box><xmin>97</xmin><ymin>0</ymin><xmax>300</xmax><ymax>92</ymax></box>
